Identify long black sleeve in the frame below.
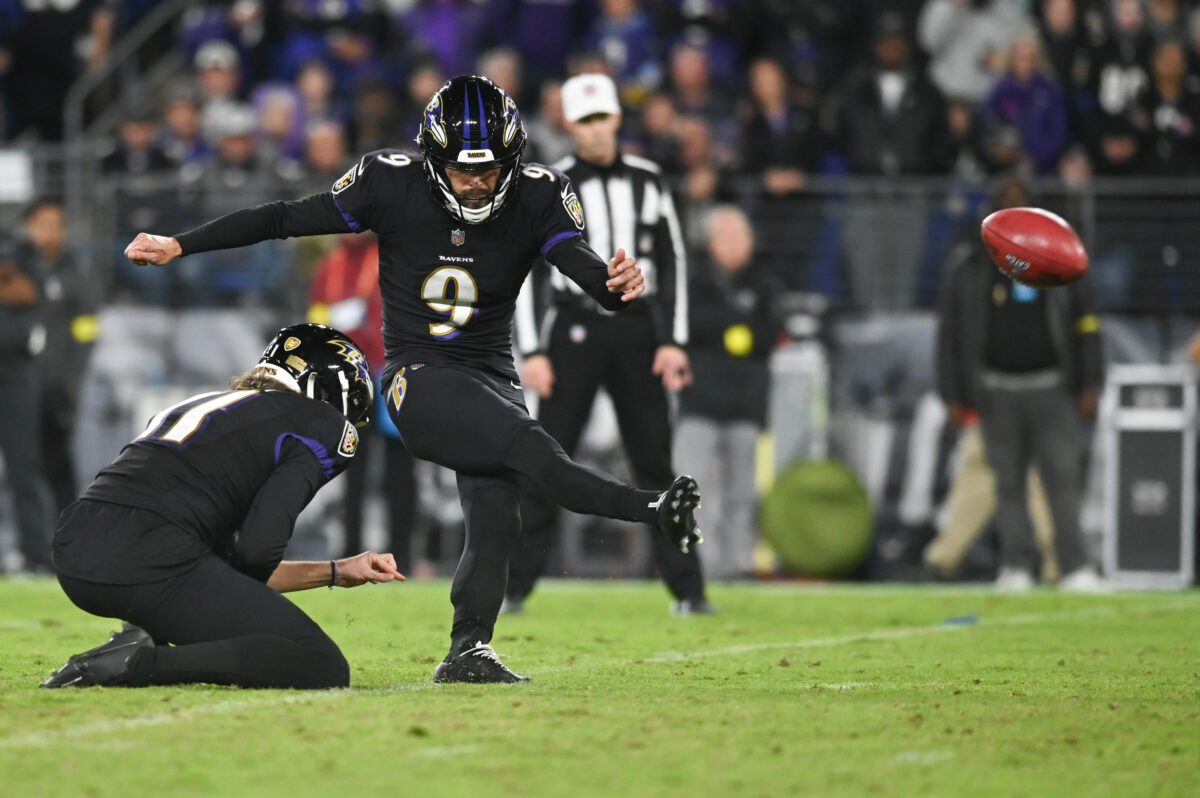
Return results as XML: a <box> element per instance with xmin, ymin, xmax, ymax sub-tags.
<box><xmin>230</xmin><ymin>438</ymin><xmax>328</xmax><ymax>582</ymax></box>
<box><xmin>174</xmin><ymin>193</ymin><xmax>351</xmax><ymax>256</ymax></box>
<box><xmin>544</xmin><ymin>235</ymin><xmax>627</xmax><ymax>312</ymax></box>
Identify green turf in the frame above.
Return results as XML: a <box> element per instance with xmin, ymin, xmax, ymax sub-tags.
<box><xmin>1</xmin><ymin>577</ymin><xmax>1197</xmax><ymax>797</ymax></box>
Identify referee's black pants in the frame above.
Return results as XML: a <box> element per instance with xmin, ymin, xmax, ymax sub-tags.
<box><xmin>507</xmin><ymin>307</ymin><xmax>707</xmax><ymax>603</ymax></box>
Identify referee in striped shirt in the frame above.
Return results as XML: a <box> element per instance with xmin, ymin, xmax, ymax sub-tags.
<box><xmin>506</xmin><ymin>73</ymin><xmax>713</xmax><ymax>615</ymax></box>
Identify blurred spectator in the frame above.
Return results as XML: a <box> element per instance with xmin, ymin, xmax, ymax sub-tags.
<box><xmin>981</xmin><ymin>30</ymin><xmax>1070</xmax><ymax>174</ymax></box>
<box><xmin>253</xmin><ymin>83</ymin><xmax>305</xmax><ymax>161</ymax></box>
<box><xmin>830</xmin><ymin>14</ymin><xmax>951</xmax><ymax>308</ymax></box>
<box><xmin>757</xmin><ymin>0</ymin><xmax>856</xmax><ymax>94</ymax></box>
<box><xmin>918</xmin><ymin>0</ymin><xmax>1025</xmax><ymax>104</ymax></box>
<box><xmin>948</xmin><ymin>99</ymin><xmax>989</xmax><ymax>180</ymax></box>
<box><xmin>523</xmin><ymin>80</ymin><xmax>574</xmax><ymax>165</ymax></box>
<box><xmin>294</xmin><ymin>58</ymin><xmax>347</xmax><ymax>126</ymax></box>
<box><xmin>102</xmin><ymin>107</ymin><xmax>172</xmax><ymax>175</ymax></box>
<box><xmin>195</xmin><ymin>38</ymin><xmax>244</xmax><ymax>109</ymax></box>
<box><xmin>1145</xmin><ymin>0</ymin><xmax>1187</xmax><ymax>41</ymax></box>
<box><xmin>308</xmin><ymin>232</ymin><xmax>417</xmax><ymax>569</ymax></box>
<box><xmin>348</xmin><ymin>76</ymin><xmax>402</xmax><ymax>153</ymax></box>
<box><xmin>653</xmin><ymin>0</ymin><xmax>743</xmax><ymax>87</ymax></box>
<box><xmin>104</xmin><ymin>108</ymin><xmax>176</xmax><ymax>304</ymax></box>
<box><xmin>1078</xmin><ymin>0</ymin><xmax>1150</xmax><ymax>174</ymax></box>
<box><xmin>1187</xmin><ymin>7</ymin><xmax>1200</xmax><ymax>92</ymax></box>
<box><xmin>400</xmin><ymin>0</ymin><xmax>489</xmax><ymax>78</ymax></box>
<box><xmin>565</xmin><ymin>49</ymin><xmax>613</xmax><ymax>78</ymax></box>
<box><xmin>2</xmin><ymin>0</ymin><xmax>114</xmax><ymax>141</ymax></box>
<box><xmin>159</xmin><ymin>84</ymin><xmax>212</xmax><ymax>167</ymax></box>
<box><xmin>1037</xmin><ymin>0</ymin><xmax>1093</xmax><ymax>94</ymax></box>
<box><xmin>738</xmin><ymin>57</ymin><xmax>822</xmax><ymax>196</ymax></box>
<box><xmin>829</xmin><ymin>14</ymin><xmax>952</xmax><ymax>176</ymax></box>
<box><xmin>189</xmin><ymin>103</ymin><xmax>296</xmax><ymax>217</ymax></box>
<box><xmin>1133</xmin><ymin>38</ymin><xmax>1200</xmax><ymax>175</ymax></box>
<box><xmin>923</xmin><ymin>422</ymin><xmax>1060</xmax><ymax>582</ymax></box>
<box><xmin>1057</xmin><ymin>142</ymin><xmax>1094</xmax><ymax>186</ymax></box>
<box><xmin>936</xmin><ymin>176</ymin><xmax>1103</xmax><ymax>591</ymax></box>
<box><xmin>180</xmin><ymin>2</ymin><xmax>274</xmax><ymax>84</ymax></box>
<box><xmin>277</xmin><ymin>0</ymin><xmax>388</xmax><ymax>93</ymax></box>
<box><xmin>181</xmin><ymin>104</ymin><xmax>294</xmax><ymax>306</ymax></box>
<box><xmin>23</xmin><ymin>199</ymin><xmax>97</xmax><ymax>515</ymax></box>
<box><xmin>396</xmin><ymin>58</ymin><xmax>446</xmax><ymax>130</ymax></box>
<box><xmin>477</xmin><ymin>47</ymin><xmax>523</xmax><ymax>102</ymax></box>
<box><xmin>674</xmin><ymin>116</ymin><xmax>734</xmax><ymax>250</ymax></box>
<box><xmin>675</xmin><ymin>206</ymin><xmax>781</xmax><ymax>580</ymax></box>
<box><xmin>633</xmin><ymin>91</ymin><xmax>682</xmax><ymax>169</ymax></box>
<box><xmin>0</xmin><ymin>235</ymin><xmax>53</xmax><ymax>572</ymax></box>
<box><xmin>583</xmin><ymin>0</ymin><xmax>664</xmax><ymax>105</ymax></box>
<box><xmin>300</xmin><ymin>119</ymin><xmax>351</xmax><ymax>191</ymax></box>
<box><xmin>667</xmin><ymin>42</ymin><xmax>737</xmax><ymax>161</ymax></box>
<box><xmin>485</xmin><ymin>0</ymin><xmax>593</xmax><ymax>91</ymax></box>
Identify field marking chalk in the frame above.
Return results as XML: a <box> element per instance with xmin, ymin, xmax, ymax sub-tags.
<box><xmin>646</xmin><ymin>598</ymin><xmax>1199</xmax><ymax>663</ymax></box>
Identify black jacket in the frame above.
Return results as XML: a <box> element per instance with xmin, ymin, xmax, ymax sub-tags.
<box><xmin>936</xmin><ymin>241</ymin><xmax>1104</xmax><ymax>409</ymax></box>
<box><xmin>679</xmin><ymin>258</ymin><xmax>781</xmax><ymax>425</ymax></box>
<box><xmin>829</xmin><ymin>65</ymin><xmax>953</xmax><ymax>175</ymax></box>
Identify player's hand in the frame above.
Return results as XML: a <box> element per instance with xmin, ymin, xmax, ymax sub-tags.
<box><xmin>522</xmin><ymin>354</ymin><xmax>556</xmax><ymax>399</ymax></box>
<box><xmin>653</xmin><ymin>345</ymin><xmax>692</xmax><ymax>392</ymax></box>
<box><xmin>336</xmin><ymin>551</ymin><xmax>406</xmax><ymax>587</ymax></box>
<box><xmin>606</xmin><ymin>247</ymin><xmax>645</xmax><ymax>301</ymax></box>
<box><xmin>124</xmin><ymin>233</ymin><xmax>182</xmax><ymax>266</ymax></box>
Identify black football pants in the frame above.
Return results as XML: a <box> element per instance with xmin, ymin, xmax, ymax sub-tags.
<box><xmin>57</xmin><ymin>555</ymin><xmax>349</xmax><ymax>689</ymax></box>
<box><xmin>507</xmin><ymin>308</ymin><xmax>706</xmax><ymax>603</ymax></box>
<box><xmin>383</xmin><ymin>360</ymin><xmax>661</xmax><ymax>651</ymax></box>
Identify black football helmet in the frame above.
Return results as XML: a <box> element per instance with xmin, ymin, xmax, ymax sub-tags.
<box><xmin>257</xmin><ymin>323</ymin><xmax>374</xmax><ymax>426</ymax></box>
<box><xmin>417</xmin><ymin>75</ymin><xmax>527</xmax><ymax>224</ymax></box>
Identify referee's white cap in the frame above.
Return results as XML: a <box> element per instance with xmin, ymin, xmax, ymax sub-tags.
<box><xmin>561</xmin><ymin>74</ymin><xmax>622</xmax><ymax>122</ymax></box>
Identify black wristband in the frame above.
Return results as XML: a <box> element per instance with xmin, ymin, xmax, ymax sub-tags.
<box><xmin>328</xmin><ymin>560</ymin><xmax>338</xmax><ymax>589</ymax></box>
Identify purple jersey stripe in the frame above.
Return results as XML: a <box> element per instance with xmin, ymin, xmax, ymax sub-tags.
<box><xmin>275</xmin><ymin>433</ymin><xmax>335</xmax><ymax>481</ymax></box>
<box><xmin>332</xmin><ymin>195</ymin><xmax>365</xmax><ymax>233</ymax></box>
<box><xmin>540</xmin><ymin>230</ymin><xmax>581</xmax><ymax>257</ymax></box>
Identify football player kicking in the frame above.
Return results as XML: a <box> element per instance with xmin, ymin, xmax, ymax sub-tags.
<box><xmin>124</xmin><ymin>75</ymin><xmax>702</xmax><ymax>684</ymax></box>
<box><xmin>43</xmin><ymin>324</ymin><xmax>405</xmax><ymax>689</ymax></box>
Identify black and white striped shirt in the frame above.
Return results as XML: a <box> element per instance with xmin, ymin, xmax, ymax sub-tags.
<box><xmin>515</xmin><ymin>152</ymin><xmax>688</xmax><ymax>356</ymax></box>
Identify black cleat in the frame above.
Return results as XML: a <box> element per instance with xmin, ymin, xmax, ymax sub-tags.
<box><xmin>433</xmin><ymin>642</ymin><xmax>530</xmax><ymax>684</ymax></box>
<box><xmin>40</xmin><ymin>623</ymin><xmax>153</xmax><ymax>689</ymax></box>
<box><xmin>652</xmin><ymin>475</ymin><xmax>702</xmax><ymax>553</ymax></box>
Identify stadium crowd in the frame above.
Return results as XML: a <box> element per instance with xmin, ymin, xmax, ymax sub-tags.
<box><xmin>1</xmin><ymin>0</ymin><xmax>1198</xmax><ymax>583</ymax></box>
<box><xmin>5</xmin><ymin>0</ymin><xmax>1200</xmax><ymax>304</ymax></box>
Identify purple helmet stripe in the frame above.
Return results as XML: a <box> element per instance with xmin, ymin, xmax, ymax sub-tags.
<box><xmin>476</xmin><ymin>84</ymin><xmax>489</xmax><ymax>147</ymax></box>
<box><xmin>461</xmin><ymin>82</ymin><xmax>472</xmax><ymax>150</ymax></box>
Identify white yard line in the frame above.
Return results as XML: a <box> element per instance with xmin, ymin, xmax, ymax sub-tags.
<box><xmin>0</xmin><ymin>684</ymin><xmax>434</xmax><ymax>750</ymax></box>
<box><xmin>645</xmin><ymin>599</ymin><xmax>1199</xmax><ymax>662</ymax></box>
<box><xmin>2</xmin><ymin>597</ymin><xmax>1195</xmax><ymax>750</ymax></box>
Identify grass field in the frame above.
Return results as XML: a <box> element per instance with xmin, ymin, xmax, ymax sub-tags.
<box><xmin>1</xmin><ymin>577</ymin><xmax>1197</xmax><ymax>798</ymax></box>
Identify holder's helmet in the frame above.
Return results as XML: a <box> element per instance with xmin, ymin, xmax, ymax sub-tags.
<box><xmin>418</xmin><ymin>75</ymin><xmax>526</xmax><ymax>224</ymax></box>
<box><xmin>257</xmin><ymin>323</ymin><xmax>374</xmax><ymax>426</ymax></box>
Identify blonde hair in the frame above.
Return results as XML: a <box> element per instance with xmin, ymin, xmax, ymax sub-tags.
<box><xmin>230</xmin><ymin>366</ymin><xmax>295</xmax><ymax>392</ymax></box>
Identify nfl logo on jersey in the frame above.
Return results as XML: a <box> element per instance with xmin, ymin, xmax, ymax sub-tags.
<box><xmin>451</xmin><ymin>228</ymin><xmax>465</xmax><ymax>246</ymax></box>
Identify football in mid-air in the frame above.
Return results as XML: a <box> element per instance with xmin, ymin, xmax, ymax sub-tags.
<box><xmin>980</xmin><ymin>207</ymin><xmax>1088</xmax><ymax>288</ymax></box>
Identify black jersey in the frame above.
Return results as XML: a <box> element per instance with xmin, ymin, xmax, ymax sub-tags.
<box><xmin>70</xmin><ymin>390</ymin><xmax>356</xmax><ymax>582</ymax></box>
<box><xmin>175</xmin><ymin>150</ymin><xmax>622</xmax><ymax>381</ymax></box>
